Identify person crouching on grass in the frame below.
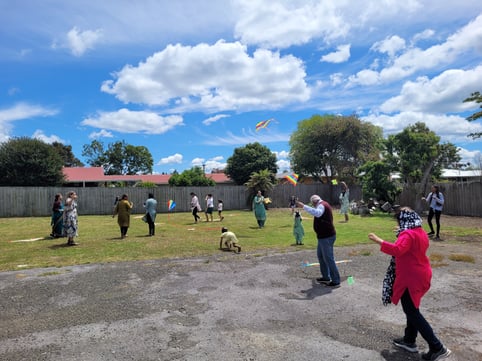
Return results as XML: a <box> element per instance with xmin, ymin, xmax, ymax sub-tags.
<box><xmin>219</xmin><ymin>227</ymin><xmax>241</xmax><ymax>253</ymax></box>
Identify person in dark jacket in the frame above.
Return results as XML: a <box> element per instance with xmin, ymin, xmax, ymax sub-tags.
<box><xmin>296</xmin><ymin>195</ymin><xmax>340</xmax><ymax>288</ymax></box>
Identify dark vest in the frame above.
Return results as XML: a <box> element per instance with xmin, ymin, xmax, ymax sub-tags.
<box><xmin>313</xmin><ymin>201</ymin><xmax>336</xmax><ymax>238</ymax></box>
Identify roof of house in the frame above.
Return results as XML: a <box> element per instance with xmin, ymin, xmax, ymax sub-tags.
<box><xmin>62</xmin><ymin>167</ymin><xmax>232</xmax><ymax>184</ymax></box>
<box><xmin>63</xmin><ymin>167</ymin><xmax>106</xmax><ymax>181</ymax></box>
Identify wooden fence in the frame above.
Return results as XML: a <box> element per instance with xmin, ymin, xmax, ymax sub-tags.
<box><xmin>397</xmin><ymin>181</ymin><xmax>482</xmax><ymax>217</ymax></box>
<box><xmin>0</xmin><ymin>184</ymin><xmax>361</xmax><ymax>217</ymax></box>
<box><xmin>0</xmin><ymin>182</ymin><xmax>480</xmax><ymax>217</ymax></box>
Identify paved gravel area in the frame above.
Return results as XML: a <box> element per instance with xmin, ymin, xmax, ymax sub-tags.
<box><xmin>0</xmin><ymin>241</ymin><xmax>480</xmax><ymax>361</ymax></box>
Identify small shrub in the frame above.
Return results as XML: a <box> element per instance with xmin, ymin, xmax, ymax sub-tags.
<box><xmin>448</xmin><ymin>253</ymin><xmax>475</xmax><ymax>263</ymax></box>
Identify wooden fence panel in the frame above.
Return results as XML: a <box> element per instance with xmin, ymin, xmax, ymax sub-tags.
<box><xmin>397</xmin><ymin>181</ymin><xmax>482</xmax><ymax>217</ymax></box>
<box><xmin>0</xmin><ymin>182</ymin><xmax>479</xmax><ymax>217</ymax></box>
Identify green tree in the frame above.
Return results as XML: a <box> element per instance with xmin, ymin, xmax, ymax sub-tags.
<box><xmin>124</xmin><ymin>144</ymin><xmax>153</xmax><ymax>175</ymax></box>
<box><xmin>463</xmin><ymin>91</ymin><xmax>482</xmax><ymax>139</ymax></box>
<box><xmin>244</xmin><ymin>169</ymin><xmax>276</xmax><ymax>207</ymax></box>
<box><xmin>82</xmin><ymin>140</ymin><xmax>153</xmax><ymax>175</ymax></box>
<box><xmin>82</xmin><ymin>140</ymin><xmax>107</xmax><ymax>167</ymax></box>
<box><xmin>384</xmin><ymin>122</ymin><xmax>460</xmax><ymax>186</ymax></box>
<box><xmin>0</xmin><ymin>137</ymin><xmax>65</xmax><ymax>186</ymax></box>
<box><xmin>52</xmin><ymin>142</ymin><xmax>84</xmax><ymax>167</ymax></box>
<box><xmin>168</xmin><ymin>166</ymin><xmax>215</xmax><ymax>186</ymax></box>
<box><xmin>358</xmin><ymin>161</ymin><xmax>400</xmax><ymax>203</ymax></box>
<box><xmin>289</xmin><ymin>114</ymin><xmax>382</xmax><ymax>183</ymax></box>
<box><xmin>225</xmin><ymin>142</ymin><xmax>278</xmax><ymax>185</ymax></box>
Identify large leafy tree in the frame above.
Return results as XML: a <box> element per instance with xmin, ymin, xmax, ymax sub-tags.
<box><xmin>168</xmin><ymin>166</ymin><xmax>215</xmax><ymax>186</ymax></box>
<box><xmin>82</xmin><ymin>140</ymin><xmax>153</xmax><ymax>175</ymax></box>
<box><xmin>463</xmin><ymin>91</ymin><xmax>482</xmax><ymax>139</ymax></box>
<box><xmin>358</xmin><ymin>160</ymin><xmax>400</xmax><ymax>203</ymax></box>
<box><xmin>289</xmin><ymin>114</ymin><xmax>382</xmax><ymax>183</ymax></box>
<box><xmin>225</xmin><ymin>142</ymin><xmax>278</xmax><ymax>185</ymax></box>
<box><xmin>51</xmin><ymin>142</ymin><xmax>84</xmax><ymax>167</ymax></box>
<box><xmin>0</xmin><ymin>137</ymin><xmax>65</xmax><ymax>186</ymax></box>
<box><xmin>384</xmin><ymin>122</ymin><xmax>460</xmax><ymax>186</ymax></box>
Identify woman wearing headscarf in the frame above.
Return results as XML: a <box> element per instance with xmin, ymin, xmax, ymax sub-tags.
<box><xmin>252</xmin><ymin>190</ymin><xmax>267</xmax><ymax>228</ymax></box>
<box><xmin>113</xmin><ymin>194</ymin><xmax>133</xmax><ymax>239</ymax></box>
<box><xmin>63</xmin><ymin>191</ymin><xmax>79</xmax><ymax>246</ymax></box>
<box><xmin>339</xmin><ymin>181</ymin><xmax>350</xmax><ymax>222</ymax></box>
<box><xmin>368</xmin><ymin>207</ymin><xmax>451</xmax><ymax>361</ymax></box>
<box><xmin>50</xmin><ymin>193</ymin><xmax>64</xmax><ymax>238</ymax></box>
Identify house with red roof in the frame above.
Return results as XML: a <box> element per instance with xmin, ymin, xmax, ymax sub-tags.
<box><xmin>62</xmin><ymin>167</ymin><xmax>233</xmax><ymax>187</ymax></box>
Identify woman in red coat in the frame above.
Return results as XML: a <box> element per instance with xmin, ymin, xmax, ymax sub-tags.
<box><xmin>368</xmin><ymin>207</ymin><xmax>451</xmax><ymax>361</ymax></box>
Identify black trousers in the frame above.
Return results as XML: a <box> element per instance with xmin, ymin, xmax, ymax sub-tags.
<box><xmin>400</xmin><ymin>289</ymin><xmax>442</xmax><ymax>352</ymax></box>
<box><xmin>427</xmin><ymin>208</ymin><xmax>442</xmax><ymax>236</ymax></box>
<box><xmin>147</xmin><ymin>214</ymin><xmax>155</xmax><ymax>235</ymax></box>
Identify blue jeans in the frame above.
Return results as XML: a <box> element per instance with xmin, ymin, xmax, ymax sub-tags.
<box><xmin>401</xmin><ymin>289</ymin><xmax>443</xmax><ymax>351</ymax></box>
<box><xmin>317</xmin><ymin>235</ymin><xmax>340</xmax><ymax>284</ymax></box>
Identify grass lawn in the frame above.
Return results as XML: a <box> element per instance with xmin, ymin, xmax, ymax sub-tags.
<box><xmin>0</xmin><ymin>208</ymin><xmax>476</xmax><ymax>271</ymax></box>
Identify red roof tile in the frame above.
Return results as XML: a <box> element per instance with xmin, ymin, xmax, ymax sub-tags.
<box><xmin>63</xmin><ymin>167</ymin><xmax>106</xmax><ymax>181</ymax></box>
<box><xmin>62</xmin><ymin>167</ymin><xmax>232</xmax><ymax>184</ymax></box>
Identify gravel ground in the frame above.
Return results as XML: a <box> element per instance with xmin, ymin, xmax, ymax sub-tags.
<box><xmin>0</xmin><ymin>218</ymin><xmax>481</xmax><ymax>361</ymax></box>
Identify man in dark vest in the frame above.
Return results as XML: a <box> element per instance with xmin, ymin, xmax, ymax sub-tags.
<box><xmin>296</xmin><ymin>195</ymin><xmax>341</xmax><ymax>288</ymax></box>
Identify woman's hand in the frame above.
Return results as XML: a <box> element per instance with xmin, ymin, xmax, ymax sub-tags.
<box><xmin>368</xmin><ymin>233</ymin><xmax>383</xmax><ymax>245</ymax></box>
<box><xmin>295</xmin><ymin>201</ymin><xmax>304</xmax><ymax>208</ymax></box>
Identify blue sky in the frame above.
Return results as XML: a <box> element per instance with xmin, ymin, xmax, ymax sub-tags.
<box><xmin>1</xmin><ymin>1</ymin><xmax>482</xmax><ymax>174</ymax></box>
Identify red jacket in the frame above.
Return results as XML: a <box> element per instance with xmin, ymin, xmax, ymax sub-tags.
<box><xmin>380</xmin><ymin>227</ymin><xmax>432</xmax><ymax>308</ymax></box>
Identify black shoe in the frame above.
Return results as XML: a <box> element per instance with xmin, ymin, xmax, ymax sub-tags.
<box><xmin>421</xmin><ymin>346</ymin><xmax>451</xmax><ymax>360</ymax></box>
<box><xmin>427</xmin><ymin>231</ymin><xmax>435</xmax><ymax>236</ymax></box>
<box><xmin>433</xmin><ymin>236</ymin><xmax>442</xmax><ymax>241</ymax></box>
<box><xmin>393</xmin><ymin>337</ymin><xmax>418</xmax><ymax>353</ymax></box>
<box><xmin>325</xmin><ymin>282</ymin><xmax>341</xmax><ymax>288</ymax></box>
<box><xmin>316</xmin><ymin>277</ymin><xmax>331</xmax><ymax>285</ymax></box>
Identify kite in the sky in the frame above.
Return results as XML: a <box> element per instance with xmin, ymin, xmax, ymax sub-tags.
<box><xmin>255</xmin><ymin>118</ymin><xmax>274</xmax><ymax>131</ymax></box>
<box><xmin>285</xmin><ymin>173</ymin><xmax>299</xmax><ymax>186</ymax></box>
<box><xmin>168</xmin><ymin>200</ymin><xmax>176</xmax><ymax>211</ymax></box>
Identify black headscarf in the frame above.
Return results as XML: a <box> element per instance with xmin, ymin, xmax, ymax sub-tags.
<box><xmin>396</xmin><ymin>208</ymin><xmax>422</xmax><ymax>236</ymax></box>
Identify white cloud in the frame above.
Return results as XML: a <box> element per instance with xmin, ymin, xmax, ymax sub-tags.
<box><xmin>380</xmin><ymin>65</ymin><xmax>482</xmax><ymax>113</ymax></box>
<box><xmin>158</xmin><ymin>153</ymin><xmax>183</xmax><ymax>165</ymax></box>
<box><xmin>32</xmin><ymin>130</ymin><xmax>64</xmax><ymax>144</ymax></box>
<box><xmin>320</xmin><ymin>44</ymin><xmax>351</xmax><ymax>63</ymax></box>
<box><xmin>191</xmin><ymin>156</ymin><xmax>226</xmax><ymax>172</ymax></box>
<box><xmin>371</xmin><ymin>36</ymin><xmax>406</xmax><ymax>58</ymax></box>
<box><xmin>458</xmin><ymin>147</ymin><xmax>482</xmax><ymax>167</ymax></box>
<box><xmin>203</xmin><ymin>114</ymin><xmax>230</xmax><ymax>125</ymax></box>
<box><xmin>276</xmin><ymin>159</ymin><xmax>291</xmax><ymax>172</ymax></box>
<box><xmin>68</xmin><ymin>27</ymin><xmax>103</xmax><ymax>56</ymax></box>
<box><xmin>101</xmin><ymin>40</ymin><xmax>310</xmax><ymax>112</ymax></box>
<box><xmin>363</xmin><ymin>111</ymin><xmax>482</xmax><ymax>144</ymax></box>
<box><xmin>349</xmin><ymin>14</ymin><xmax>482</xmax><ymax>86</ymax></box>
<box><xmin>204</xmin><ymin>128</ymin><xmax>291</xmax><ymax>146</ymax></box>
<box><xmin>53</xmin><ymin>27</ymin><xmax>103</xmax><ymax>57</ymax></box>
<box><xmin>411</xmin><ymin>29</ymin><xmax>435</xmax><ymax>44</ymax></box>
<box><xmin>88</xmin><ymin>129</ymin><xmax>114</xmax><ymax>139</ymax></box>
<box><xmin>234</xmin><ymin>1</ymin><xmax>349</xmax><ymax>48</ymax></box>
<box><xmin>81</xmin><ymin>108</ymin><xmax>184</xmax><ymax>134</ymax></box>
<box><xmin>273</xmin><ymin>150</ymin><xmax>290</xmax><ymax>159</ymax></box>
<box><xmin>0</xmin><ymin>103</ymin><xmax>59</xmax><ymax>142</ymax></box>
<box><xmin>0</xmin><ymin>102</ymin><xmax>58</xmax><ymax>122</ymax></box>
